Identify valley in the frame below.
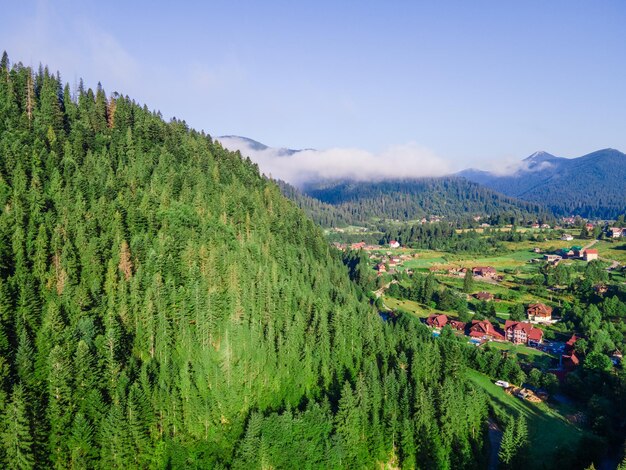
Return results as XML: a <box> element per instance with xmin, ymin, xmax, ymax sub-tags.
<box><xmin>0</xmin><ymin>49</ymin><xmax>625</xmax><ymax>469</ymax></box>
<box><xmin>333</xmin><ymin>222</ymin><xmax>626</xmax><ymax>467</ymax></box>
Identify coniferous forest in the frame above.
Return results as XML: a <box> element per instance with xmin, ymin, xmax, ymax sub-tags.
<box><xmin>0</xmin><ymin>55</ymin><xmax>502</xmax><ymax>468</ymax></box>
<box><xmin>301</xmin><ymin>179</ymin><xmax>554</xmax><ymax>226</ymax></box>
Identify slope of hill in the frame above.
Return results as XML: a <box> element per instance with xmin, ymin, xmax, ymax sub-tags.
<box><xmin>275</xmin><ymin>179</ymin><xmax>356</xmax><ymax>227</ymax></box>
<box><xmin>302</xmin><ymin>178</ymin><xmax>554</xmax><ymax>224</ymax></box>
<box><xmin>0</xmin><ymin>56</ymin><xmax>491</xmax><ymax>468</ymax></box>
<box><xmin>458</xmin><ymin>149</ymin><xmax>626</xmax><ymax>218</ymax></box>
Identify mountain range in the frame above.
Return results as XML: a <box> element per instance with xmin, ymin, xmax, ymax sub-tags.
<box><xmin>221</xmin><ymin>136</ymin><xmax>626</xmax><ymax>220</ymax></box>
<box><xmin>458</xmin><ymin>148</ymin><xmax>626</xmax><ymax>218</ymax></box>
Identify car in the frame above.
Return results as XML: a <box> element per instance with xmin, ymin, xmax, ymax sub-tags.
<box><xmin>495</xmin><ymin>380</ymin><xmax>510</xmax><ymax>388</ymax></box>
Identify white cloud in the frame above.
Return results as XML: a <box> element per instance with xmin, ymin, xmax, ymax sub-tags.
<box><xmin>218</xmin><ymin>136</ymin><xmax>452</xmax><ymax>187</ymax></box>
<box><xmin>484</xmin><ymin>154</ymin><xmax>556</xmax><ymax>176</ymax></box>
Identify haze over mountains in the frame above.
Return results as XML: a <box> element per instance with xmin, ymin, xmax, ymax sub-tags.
<box><xmin>221</xmin><ymin>136</ymin><xmax>626</xmax><ymax>219</ymax></box>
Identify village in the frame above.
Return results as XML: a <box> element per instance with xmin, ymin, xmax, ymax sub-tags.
<box><xmin>333</xmin><ymin>219</ymin><xmax>626</xmax><ymax>410</ymax></box>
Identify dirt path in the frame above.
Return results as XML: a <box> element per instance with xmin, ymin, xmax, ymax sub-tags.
<box><xmin>373</xmin><ymin>280</ymin><xmax>397</xmax><ymax>298</ymax></box>
<box><xmin>582</xmin><ymin>239</ymin><xmax>598</xmax><ymax>251</ymax></box>
<box><xmin>487</xmin><ymin>418</ymin><xmax>502</xmax><ymax>470</ymax></box>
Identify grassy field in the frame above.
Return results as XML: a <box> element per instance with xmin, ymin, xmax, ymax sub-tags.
<box><xmin>484</xmin><ymin>341</ymin><xmax>555</xmax><ymax>369</ymax></box>
<box><xmin>383</xmin><ymin>297</ymin><xmax>435</xmax><ymax>319</ymax></box>
<box><xmin>437</xmin><ymin>276</ymin><xmax>562</xmax><ymax>308</ymax></box>
<box><xmin>468</xmin><ymin>370</ymin><xmax>590</xmax><ymax>465</ymax></box>
<box><xmin>595</xmin><ymin>240</ymin><xmax>626</xmax><ymax>263</ymax></box>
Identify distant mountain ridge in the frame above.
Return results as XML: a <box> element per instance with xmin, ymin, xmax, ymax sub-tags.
<box><xmin>218</xmin><ymin>135</ymin><xmax>310</xmax><ymax>157</ymax></box>
<box><xmin>297</xmin><ymin>177</ymin><xmax>552</xmax><ymax>226</ymax></box>
<box><xmin>458</xmin><ymin>148</ymin><xmax>626</xmax><ymax>218</ymax></box>
<box><xmin>221</xmin><ymin>136</ymin><xmax>625</xmax><ymax>219</ymax></box>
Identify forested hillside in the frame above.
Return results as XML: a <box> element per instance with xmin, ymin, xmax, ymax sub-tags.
<box><xmin>275</xmin><ymin>179</ymin><xmax>357</xmax><ymax>227</ymax></box>
<box><xmin>0</xmin><ymin>55</ymin><xmax>493</xmax><ymax>468</ymax></box>
<box><xmin>458</xmin><ymin>149</ymin><xmax>626</xmax><ymax>218</ymax></box>
<box><xmin>303</xmin><ymin>178</ymin><xmax>554</xmax><ymax>225</ymax></box>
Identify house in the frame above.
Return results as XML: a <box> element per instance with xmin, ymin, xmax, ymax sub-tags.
<box><xmin>541</xmin><ymin>224</ymin><xmax>551</xmax><ymax>229</ymax></box>
<box><xmin>504</xmin><ymin>321</ymin><xmax>544</xmax><ymax>345</ymax></box>
<box><xmin>562</xmin><ymin>334</ymin><xmax>580</xmax><ymax>371</ymax></box>
<box><xmin>527</xmin><ymin>303</ymin><xmax>552</xmax><ymax>323</ymax></box>
<box><xmin>571</xmin><ymin>245</ymin><xmax>583</xmax><ymax>257</ymax></box>
<box><xmin>565</xmin><ymin>334</ymin><xmax>578</xmax><ymax>350</ymax></box>
<box><xmin>474</xmin><ymin>291</ymin><xmax>495</xmax><ymax>301</ymax></box>
<box><xmin>560</xmin><ymin>234</ymin><xmax>574</xmax><ymax>241</ymax></box>
<box><xmin>448</xmin><ymin>319</ymin><xmax>466</xmax><ymax>331</ymax></box>
<box><xmin>585</xmin><ymin>223</ymin><xmax>594</xmax><ymax>231</ymax></box>
<box><xmin>426</xmin><ymin>314</ymin><xmax>448</xmax><ymax>329</ymax></box>
<box><xmin>558</xmin><ymin>248</ymin><xmax>575</xmax><ymax>258</ymax></box>
<box><xmin>583</xmin><ymin>249</ymin><xmax>598</xmax><ymax>261</ymax></box>
<box><xmin>448</xmin><ymin>267</ymin><xmax>467</xmax><ymax>276</ymax></box>
<box><xmin>469</xmin><ymin>319</ymin><xmax>505</xmax><ymax>342</ymax></box>
<box><xmin>350</xmin><ymin>242</ymin><xmax>366</xmax><ymax>250</ymax></box>
<box><xmin>389</xmin><ymin>240</ymin><xmax>400</xmax><ymax>248</ymax></box>
<box><xmin>472</xmin><ymin>266</ymin><xmax>497</xmax><ymax>278</ymax></box>
<box><xmin>533</xmin><ymin>247</ymin><xmax>542</xmax><ymax>253</ymax></box>
<box><xmin>609</xmin><ymin>227</ymin><xmax>623</xmax><ymax>238</ymax></box>
<box><xmin>543</xmin><ymin>254</ymin><xmax>562</xmax><ymax>262</ymax></box>
<box><xmin>563</xmin><ymin>351</ymin><xmax>580</xmax><ymax>370</ymax></box>
<box><xmin>376</xmin><ymin>263</ymin><xmax>387</xmax><ymax>274</ymax></box>
<box><xmin>531</xmin><ymin>223</ymin><xmax>540</xmax><ymax>229</ymax></box>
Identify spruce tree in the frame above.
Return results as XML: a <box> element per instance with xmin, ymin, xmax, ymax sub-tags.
<box><xmin>2</xmin><ymin>384</ymin><xmax>35</xmax><ymax>469</ymax></box>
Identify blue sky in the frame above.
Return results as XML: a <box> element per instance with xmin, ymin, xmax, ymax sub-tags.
<box><xmin>2</xmin><ymin>0</ymin><xmax>626</xmax><ymax>173</ymax></box>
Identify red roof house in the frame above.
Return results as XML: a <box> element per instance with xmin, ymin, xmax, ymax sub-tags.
<box><xmin>583</xmin><ymin>249</ymin><xmax>598</xmax><ymax>261</ymax></box>
<box><xmin>426</xmin><ymin>314</ymin><xmax>448</xmax><ymax>329</ymax></box>
<box><xmin>474</xmin><ymin>291</ymin><xmax>495</xmax><ymax>301</ymax></box>
<box><xmin>448</xmin><ymin>319</ymin><xmax>466</xmax><ymax>331</ymax></box>
<box><xmin>526</xmin><ymin>303</ymin><xmax>553</xmax><ymax>323</ymax></box>
<box><xmin>472</xmin><ymin>266</ymin><xmax>497</xmax><ymax>278</ymax></box>
<box><xmin>562</xmin><ymin>351</ymin><xmax>580</xmax><ymax>371</ymax></box>
<box><xmin>504</xmin><ymin>321</ymin><xmax>544</xmax><ymax>345</ymax></box>
<box><xmin>565</xmin><ymin>334</ymin><xmax>578</xmax><ymax>350</ymax></box>
<box><xmin>562</xmin><ymin>334</ymin><xmax>581</xmax><ymax>371</ymax></box>
<box><xmin>469</xmin><ymin>319</ymin><xmax>504</xmax><ymax>341</ymax></box>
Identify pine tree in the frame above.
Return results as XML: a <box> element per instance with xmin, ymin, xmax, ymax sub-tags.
<box><xmin>498</xmin><ymin>417</ymin><xmax>516</xmax><ymax>467</ymax></box>
<box><xmin>2</xmin><ymin>384</ymin><xmax>35</xmax><ymax>469</ymax></box>
<box><xmin>68</xmin><ymin>413</ymin><xmax>95</xmax><ymax>470</ymax></box>
<box><xmin>463</xmin><ymin>269</ymin><xmax>474</xmax><ymax>293</ymax></box>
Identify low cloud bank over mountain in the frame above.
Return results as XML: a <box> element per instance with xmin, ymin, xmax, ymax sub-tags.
<box><xmin>218</xmin><ymin>136</ymin><xmax>452</xmax><ymax>187</ymax></box>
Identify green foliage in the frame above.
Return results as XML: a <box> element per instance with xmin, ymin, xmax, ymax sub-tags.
<box><xmin>0</xmin><ymin>55</ymin><xmax>490</xmax><ymax>468</ymax></box>
<box><xmin>498</xmin><ymin>415</ymin><xmax>528</xmax><ymax>469</ymax></box>
<box><xmin>302</xmin><ymin>179</ymin><xmax>552</xmax><ymax>226</ymax></box>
